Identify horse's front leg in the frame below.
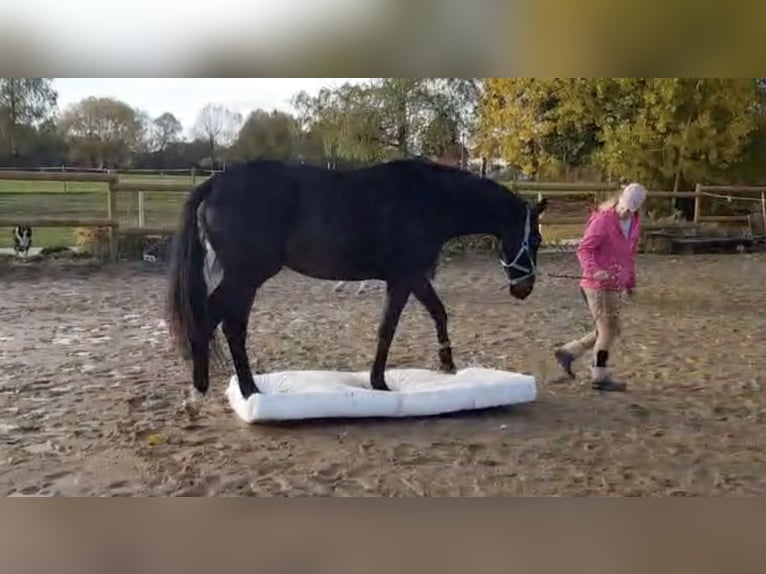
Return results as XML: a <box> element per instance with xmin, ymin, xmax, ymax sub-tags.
<box><xmin>412</xmin><ymin>277</ymin><xmax>456</xmax><ymax>374</ymax></box>
<box><xmin>370</xmin><ymin>282</ymin><xmax>411</xmax><ymax>391</ymax></box>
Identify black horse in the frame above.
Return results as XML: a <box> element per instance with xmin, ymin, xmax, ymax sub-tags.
<box><xmin>167</xmin><ymin>158</ymin><xmax>547</xmax><ymax>400</ymax></box>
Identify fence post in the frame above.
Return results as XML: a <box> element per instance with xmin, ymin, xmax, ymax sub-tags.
<box><xmin>761</xmin><ymin>192</ymin><xmax>766</xmax><ymax>236</ymax></box>
<box><xmin>137</xmin><ymin>190</ymin><xmax>145</xmax><ymax>228</ymax></box>
<box><xmin>107</xmin><ymin>181</ymin><xmax>117</xmax><ymax>260</ymax></box>
<box><xmin>694</xmin><ymin>184</ymin><xmax>702</xmax><ymax>223</ymax></box>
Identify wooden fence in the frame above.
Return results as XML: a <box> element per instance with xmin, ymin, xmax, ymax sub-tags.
<box><xmin>0</xmin><ymin>170</ymin><xmax>193</xmax><ymax>259</ymax></box>
<box><xmin>1</xmin><ymin>170</ymin><xmax>764</xmax><ymax>259</ymax></box>
<box><xmin>508</xmin><ymin>181</ymin><xmax>766</xmax><ymax>234</ymax></box>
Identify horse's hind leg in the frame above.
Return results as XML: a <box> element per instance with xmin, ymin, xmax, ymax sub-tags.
<box><xmin>219</xmin><ymin>278</ymin><xmax>260</xmax><ymax>399</ymax></box>
<box><xmin>191</xmin><ymin>286</ymin><xmax>226</xmax><ymax>397</ymax></box>
<box><xmin>412</xmin><ymin>278</ymin><xmax>456</xmax><ymax>374</ymax></box>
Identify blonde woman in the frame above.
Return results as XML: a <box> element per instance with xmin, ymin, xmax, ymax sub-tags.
<box><xmin>554</xmin><ymin>182</ymin><xmax>647</xmax><ymax>392</ymax></box>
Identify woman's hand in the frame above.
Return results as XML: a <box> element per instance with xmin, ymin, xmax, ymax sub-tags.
<box><xmin>593</xmin><ymin>269</ymin><xmax>612</xmax><ymax>281</ymax></box>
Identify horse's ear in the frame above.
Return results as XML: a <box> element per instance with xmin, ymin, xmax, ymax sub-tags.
<box><xmin>534</xmin><ymin>197</ymin><xmax>548</xmax><ymax>214</ymax></box>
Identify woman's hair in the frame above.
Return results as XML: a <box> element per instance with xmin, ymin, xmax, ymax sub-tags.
<box><xmin>597</xmin><ymin>190</ymin><xmax>621</xmax><ymax>211</ymax></box>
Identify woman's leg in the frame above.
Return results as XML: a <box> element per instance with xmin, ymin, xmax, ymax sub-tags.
<box><xmin>586</xmin><ymin>289</ymin><xmax>625</xmax><ymax>391</ymax></box>
<box><xmin>554</xmin><ymin>289</ymin><xmax>598</xmax><ymax>378</ymax></box>
<box><xmin>554</xmin><ymin>288</ymin><xmax>625</xmax><ymax>390</ymax></box>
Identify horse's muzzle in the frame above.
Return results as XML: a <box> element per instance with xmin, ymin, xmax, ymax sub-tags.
<box><xmin>509</xmin><ymin>277</ymin><xmax>534</xmax><ymax>300</ymax></box>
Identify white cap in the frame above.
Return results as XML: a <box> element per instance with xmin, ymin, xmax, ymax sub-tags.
<box><xmin>618</xmin><ymin>182</ymin><xmax>647</xmax><ymax>212</ymax></box>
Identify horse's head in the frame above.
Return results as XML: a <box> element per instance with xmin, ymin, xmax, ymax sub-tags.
<box><xmin>499</xmin><ymin>197</ymin><xmax>547</xmax><ymax>300</ymax></box>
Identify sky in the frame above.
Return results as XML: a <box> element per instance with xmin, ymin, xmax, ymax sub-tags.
<box><xmin>52</xmin><ymin>78</ymin><xmax>367</xmax><ymax>139</ymax></box>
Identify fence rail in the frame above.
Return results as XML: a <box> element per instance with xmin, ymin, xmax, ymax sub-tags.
<box><xmin>111</xmin><ymin>182</ymin><xmax>195</xmax><ymax>193</ymax></box>
<box><xmin>1</xmin><ymin>170</ymin><xmax>764</xmax><ymax>258</ymax></box>
<box><xmin>515</xmin><ymin>189</ymin><xmax>699</xmax><ymax>199</ymax></box>
<box><xmin>0</xmin><ymin>217</ymin><xmax>118</xmax><ymax>228</ymax></box>
<box><xmin>0</xmin><ymin>170</ymin><xmax>117</xmax><ymax>183</ymax></box>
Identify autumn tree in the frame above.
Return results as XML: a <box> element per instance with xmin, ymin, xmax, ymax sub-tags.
<box><xmin>476</xmin><ymin>78</ymin><xmax>603</xmax><ymax>179</ymax></box>
<box><xmin>593</xmin><ymin>78</ymin><xmax>762</xmax><ymax>191</ymax></box>
<box><xmin>57</xmin><ymin>96</ymin><xmax>144</xmax><ymax>168</ymax></box>
<box><xmin>477</xmin><ymin>78</ymin><xmax>763</xmax><ymax>188</ymax></box>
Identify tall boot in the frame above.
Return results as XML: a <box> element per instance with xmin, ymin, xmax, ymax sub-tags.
<box><xmin>554</xmin><ymin>348</ymin><xmax>576</xmax><ymax>379</ymax></box>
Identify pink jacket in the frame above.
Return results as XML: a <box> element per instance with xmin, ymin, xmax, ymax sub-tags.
<box><xmin>577</xmin><ymin>207</ymin><xmax>641</xmax><ymax>292</ymax></box>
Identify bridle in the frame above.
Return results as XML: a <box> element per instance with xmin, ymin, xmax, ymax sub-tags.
<box><xmin>500</xmin><ymin>206</ymin><xmax>536</xmax><ymax>287</ymax></box>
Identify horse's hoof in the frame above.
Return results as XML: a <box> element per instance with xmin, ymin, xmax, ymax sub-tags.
<box><xmin>239</xmin><ymin>387</ymin><xmax>259</xmax><ymax>400</ymax></box>
<box><xmin>439</xmin><ymin>363</ymin><xmax>457</xmax><ymax>374</ymax></box>
<box><xmin>181</xmin><ymin>389</ymin><xmax>205</xmax><ymax>421</ymax></box>
<box><xmin>371</xmin><ymin>380</ymin><xmax>391</xmax><ymax>391</ymax></box>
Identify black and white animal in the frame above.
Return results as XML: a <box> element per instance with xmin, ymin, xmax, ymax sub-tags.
<box><xmin>12</xmin><ymin>225</ymin><xmax>32</xmax><ymax>256</ymax></box>
<box><xmin>167</xmin><ymin>158</ymin><xmax>547</xmax><ymax>400</ymax></box>
<box><xmin>334</xmin><ymin>257</ymin><xmax>440</xmax><ymax>295</ymax></box>
<box><xmin>332</xmin><ymin>280</ymin><xmax>379</xmax><ymax>295</ymax></box>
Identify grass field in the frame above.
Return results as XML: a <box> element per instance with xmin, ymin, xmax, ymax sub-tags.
<box><xmin>0</xmin><ymin>172</ymin><xmax>588</xmax><ymax>249</ymax></box>
<box><xmin>0</xmin><ymin>174</ymin><xmax>209</xmax><ymax>248</ymax></box>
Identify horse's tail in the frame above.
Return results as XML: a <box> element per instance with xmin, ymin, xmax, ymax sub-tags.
<box><xmin>166</xmin><ymin>176</ymin><xmax>217</xmax><ymax>363</ymax></box>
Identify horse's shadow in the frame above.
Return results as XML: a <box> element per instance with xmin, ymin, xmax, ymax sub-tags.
<box><xmin>231</xmin><ymin>401</ymin><xmax>540</xmax><ymax>432</ymax></box>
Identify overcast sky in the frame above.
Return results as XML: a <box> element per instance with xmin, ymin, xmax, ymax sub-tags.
<box><xmin>53</xmin><ymin>78</ymin><xmax>367</xmax><ymax>139</ymax></box>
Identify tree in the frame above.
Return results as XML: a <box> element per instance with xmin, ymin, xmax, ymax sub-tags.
<box><xmin>427</xmin><ymin>78</ymin><xmax>482</xmax><ymax>142</ymax></box>
<box><xmin>0</xmin><ymin>78</ymin><xmax>58</xmax><ymax>158</ymax></box>
<box><xmin>232</xmin><ymin>109</ymin><xmax>298</xmax><ymax>162</ymax></box>
<box><xmin>293</xmin><ymin>82</ymin><xmax>398</xmax><ymax>164</ymax></box>
<box><xmin>133</xmin><ymin>109</ymin><xmax>154</xmax><ymax>155</ymax></box>
<box><xmin>421</xmin><ymin>108</ymin><xmax>459</xmax><ymax>158</ymax></box>
<box><xmin>594</xmin><ymin>78</ymin><xmax>761</xmax><ymax>191</ymax></box>
<box><xmin>57</xmin><ymin>96</ymin><xmax>144</xmax><ymax>168</ymax></box>
<box><xmin>476</xmin><ymin>78</ymin><xmax>602</xmax><ymax>179</ymax></box>
<box><xmin>151</xmin><ymin>112</ymin><xmax>183</xmax><ymax>152</ymax></box>
<box><xmin>477</xmin><ymin>78</ymin><xmax>763</xmax><ymax>187</ymax></box>
<box><xmin>293</xmin><ymin>78</ymin><xmax>481</xmax><ymax>166</ymax></box>
<box><xmin>192</xmin><ymin>103</ymin><xmax>243</xmax><ymax>155</ymax></box>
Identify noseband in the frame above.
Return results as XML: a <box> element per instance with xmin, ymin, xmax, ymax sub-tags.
<box><xmin>500</xmin><ymin>207</ymin><xmax>536</xmax><ymax>287</ymax></box>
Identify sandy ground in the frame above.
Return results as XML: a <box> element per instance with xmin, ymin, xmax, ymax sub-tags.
<box><xmin>1</xmin><ymin>251</ymin><xmax>765</xmax><ymax>496</ymax></box>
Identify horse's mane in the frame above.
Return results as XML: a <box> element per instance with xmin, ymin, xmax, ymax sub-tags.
<box><xmin>399</xmin><ymin>159</ymin><xmax>527</xmax><ymax>205</ymax></box>
<box><xmin>230</xmin><ymin>157</ymin><xmax>526</xmax><ymax>208</ymax></box>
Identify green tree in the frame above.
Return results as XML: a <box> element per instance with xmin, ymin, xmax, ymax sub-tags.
<box><xmin>293</xmin><ymin>78</ymin><xmax>481</xmax><ymax>165</ymax></box>
<box><xmin>151</xmin><ymin>112</ymin><xmax>183</xmax><ymax>152</ymax></box>
<box><xmin>421</xmin><ymin>109</ymin><xmax>459</xmax><ymax>158</ymax></box>
<box><xmin>0</xmin><ymin>78</ymin><xmax>58</xmax><ymax>159</ymax></box>
<box><xmin>232</xmin><ymin>109</ymin><xmax>298</xmax><ymax>162</ymax></box>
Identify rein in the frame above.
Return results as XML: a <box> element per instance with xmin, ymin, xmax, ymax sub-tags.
<box><xmin>496</xmin><ymin>271</ymin><xmax>585</xmax><ymax>290</ymax></box>
<box><xmin>497</xmin><ymin>206</ymin><xmax>629</xmax><ymax>288</ymax></box>
<box><xmin>546</xmin><ymin>272</ymin><xmax>587</xmax><ymax>281</ymax></box>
